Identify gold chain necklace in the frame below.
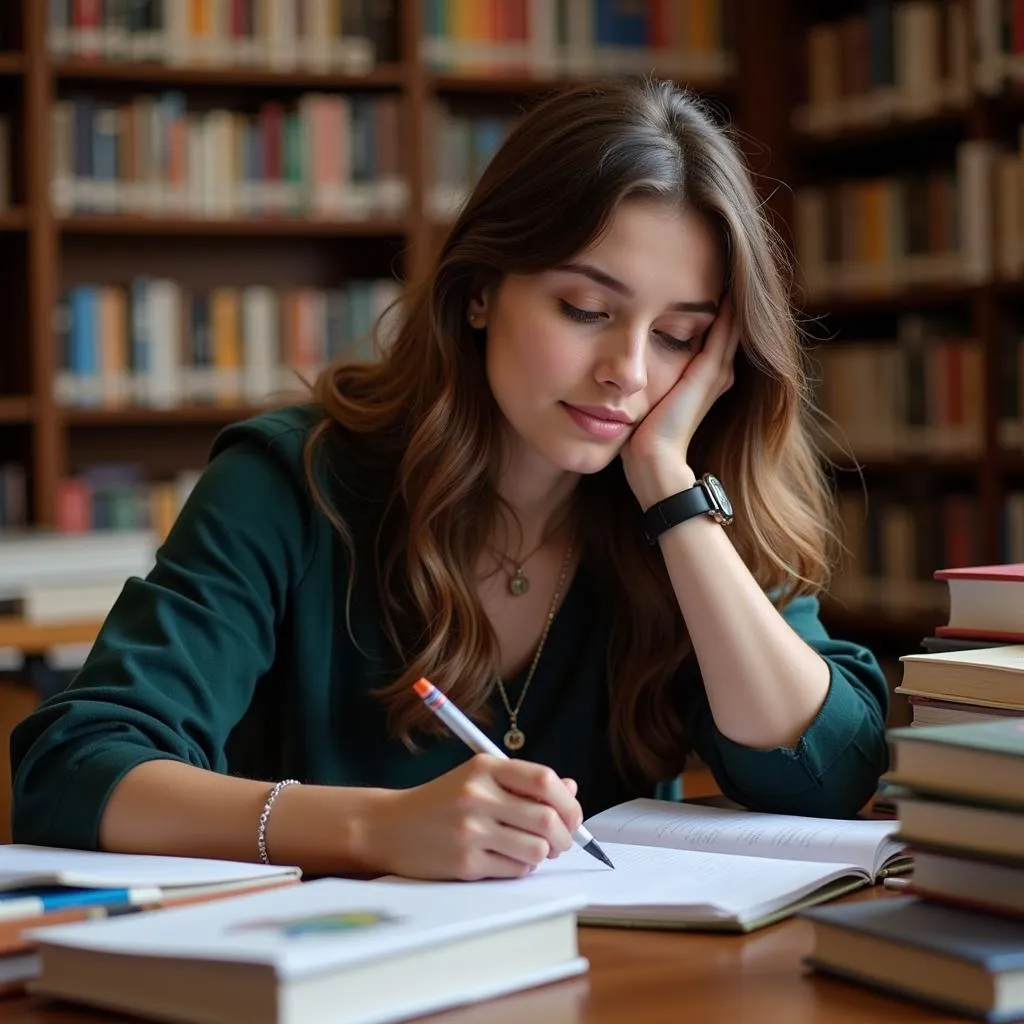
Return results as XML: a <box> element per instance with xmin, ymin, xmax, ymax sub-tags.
<box><xmin>489</xmin><ymin>508</ymin><xmax>574</xmax><ymax>597</ymax></box>
<box><xmin>491</xmin><ymin>539</ymin><xmax>547</xmax><ymax>597</ymax></box>
<box><xmin>494</xmin><ymin>531</ymin><xmax>576</xmax><ymax>752</ymax></box>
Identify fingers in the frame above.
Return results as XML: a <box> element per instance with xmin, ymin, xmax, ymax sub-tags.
<box><xmin>443</xmin><ymin>757</ymin><xmax>584</xmax><ymax>878</ymax></box>
<box><xmin>494</xmin><ymin>792</ymin><xmax>575</xmax><ymax>858</ymax></box>
<box><xmin>492</xmin><ymin>758</ymin><xmax>584</xmax><ymax>834</ymax></box>
<box><xmin>705</xmin><ymin>297</ymin><xmax>740</xmax><ymax>396</ymax></box>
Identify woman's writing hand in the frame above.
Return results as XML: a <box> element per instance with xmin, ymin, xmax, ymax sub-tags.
<box><xmin>366</xmin><ymin>754</ymin><xmax>583</xmax><ymax>881</ymax></box>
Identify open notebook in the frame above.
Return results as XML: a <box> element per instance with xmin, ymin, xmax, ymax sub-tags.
<box><xmin>425</xmin><ymin>798</ymin><xmax>908</xmax><ymax>933</ymax></box>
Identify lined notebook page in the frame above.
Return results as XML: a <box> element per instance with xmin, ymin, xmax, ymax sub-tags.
<box><xmin>584</xmin><ymin>799</ymin><xmax>899</xmax><ymax>875</ymax></box>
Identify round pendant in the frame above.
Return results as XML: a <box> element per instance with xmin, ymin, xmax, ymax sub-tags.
<box><xmin>503</xmin><ymin>727</ymin><xmax>526</xmax><ymax>751</ymax></box>
<box><xmin>508</xmin><ymin>570</ymin><xmax>530</xmax><ymax>597</ymax></box>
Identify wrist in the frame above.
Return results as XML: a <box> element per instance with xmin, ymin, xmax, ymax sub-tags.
<box><xmin>266</xmin><ymin>783</ymin><xmax>401</xmax><ymax>876</ymax></box>
<box><xmin>633</xmin><ymin>462</ymin><xmax>697</xmax><ymax>511</ymax></box>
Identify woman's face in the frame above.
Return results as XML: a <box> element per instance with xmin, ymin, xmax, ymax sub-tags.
<box><xmin>473</xmin><ymin>198</ymin><xmax>726</xmax><ymax>477</ymax></box>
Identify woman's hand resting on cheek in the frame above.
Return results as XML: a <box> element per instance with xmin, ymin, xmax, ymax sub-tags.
<box><xmin>622</xmin><ymin>296</ymin><xmax>742</xmax><ymax>511</ymax></box>
<box><xmin>364</xmin><ymin>754</ymin><xmax>584</xmax><ymax>881</ymax></box>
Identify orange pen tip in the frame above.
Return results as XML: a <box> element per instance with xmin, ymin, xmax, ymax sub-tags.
<box><xmin>413</xmin><ymin>678</ymin><xmax>434</xmax><ymax>697</ymax></box>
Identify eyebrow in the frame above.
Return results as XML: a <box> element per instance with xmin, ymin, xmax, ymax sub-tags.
<box><xmin>556</xmin><ymin>261</ymin><xmax>719</xmax><ymax>315</ymax></box>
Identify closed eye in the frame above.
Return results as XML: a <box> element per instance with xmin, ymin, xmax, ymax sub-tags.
<box><xmin>654</xmin><ymin>330</ymin><xmax>696</xmax><ymax>352</ymax></box>
<box><xmin>559</xmin><ymin>299</ymin><xmax>607</xmax><ymax>324</ymax></box>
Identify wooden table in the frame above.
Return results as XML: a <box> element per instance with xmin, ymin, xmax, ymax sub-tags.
<box><xmin>0</xmin><ymin>889</ymin><xmax>965</xmax><ymax>1023</ymax></box>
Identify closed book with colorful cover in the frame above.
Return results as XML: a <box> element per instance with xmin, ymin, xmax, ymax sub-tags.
<box><xmin>803</xmin><ymin>896</ymin><xmax>1024</xmax><ymax>1022</ymax></box>
<box><xmin>28</xmin><ymin>877</ymin><xmax>587</xmax><ymax>1024</ymax></box>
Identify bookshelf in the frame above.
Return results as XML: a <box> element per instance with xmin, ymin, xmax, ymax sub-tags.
<box><xmin>0</xmin><ymin>0</ymin><xmax>755</xmax><ymax>537</ymax></box>
<box><xmin>14</xmin><ymin>0</ymin><xmax>971</xmax><ymax>657</ymax></box>
<box><xmin>788</xmin><ymin>0</ymin><xmax>1024</xmax><ymax>652</ymax></box>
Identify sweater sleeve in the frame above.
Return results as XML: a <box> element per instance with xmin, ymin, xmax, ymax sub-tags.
<box><xmin>678</xmin><ymin>594</ymin><xmax>890</xmax><ymax>817</ymax></box>
<box><xmin>10</xmin><ymin>433</ymin><xmax>315</xmax><ymax>849</ymax></box>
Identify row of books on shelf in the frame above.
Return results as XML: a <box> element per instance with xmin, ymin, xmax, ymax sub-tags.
<box><xmin>793</xmin><ymin>141</ymin><xmax>993</xmax><ymax>299</ymax></box>
<box><xmin>53</xmin><ymin>277</ymin><xmax>402</xmax><ymax>409</ymax></box>
<box><xmin>427</xmin><ymin>104</ymin><xmax>513</xmax><ymax>219</ymax></box>
<box><xmin>421</xmin><ymin>0</ymin><xmax>735</xmax><ymax>79</ymax></box>
<box><xmin>832</xmin><ymin>491</ymin><xmax>1024</xmax><ymax>615</ymax></box>
<box><xmin>47</xmin><ymin>0</ymin><xmax>394</xmax><ymax>73</ymax></box>
<box><xmin>815</xmin><ymin>319</ymin><xmax>983</xmax><ymax>459</ymax></box>
<box><xmin>793</xmin><ymin>0</ymin><xmax>971</xmax><ymax>135</ymax></box>
<box><xmin>44</xmin><ymin>0</ymin><xmax>737</xmax><ymax>81</ymax></box>
<box><xmin>796</xmin><ymin>0</ymin><xmax>1024</xmax><ymax>134</ymax></box>
<box><xmin>974</xmin><ymin>0</ymin><xmax>1024</xmax><ymax>94</ymax></box>
<box><xmin>57</xmin><ymin>465</ymin><xmax>200</xmax><ymax>541</ymax></box>
<box><xmin>52</xmin><ymin>92</ymin><xmax>407</xmax><ymax>221</ymax></box>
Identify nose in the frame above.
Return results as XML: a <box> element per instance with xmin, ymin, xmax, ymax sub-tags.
<box><xmin>595</xmin><ymin>325</ymin><xmax>647</xmax><ymax>395</ymax></box>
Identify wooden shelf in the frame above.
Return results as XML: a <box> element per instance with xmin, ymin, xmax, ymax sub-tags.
<box><xmin>793</xmin><ymin>107</ymin><xmax>969</xmax><ymax>150</ymax></box>
<box><xmin>801</xmin><ymin>283</ymin><xmax>978</xmax><ymax>316</ymax></box>
<box><xmin>49</xmin><ymin>59</ymin><xmax>407</xmax><ymax>90</ymax></box>
<box><xmin>57</xmin><ymin>214</ymin><xmax>410</xmax><ymax>237</ymax></box>
<box><xmin>820</xmin><ymin>603</ymin><xmax>944</xmax><ymax>643</ymax></box>
<box><xmin>61</xmin><ymin>404</ymin><xmax>275</xmax><ymax>426</ymax></box>
<box><xmin>0</xmin><ymin>53</ymin><xmax>25</xmax><ymax>75</ymax></box>
<box><xmin>428</xmin><ymin>72</ymin><xmax>736</xmax><ymax>96</ymax></box>
<box><xmin>827</xmin><ymin>454</ymin><xmax>981</xmax><ymax>474</ymax></box>
<box><xmin>0</xmin><ymin>396</ymin><xmax>31</xmax><ymax>423</ymax></box>
<box><xmin>0</xmin><ymin>617</ymin><xmax>100</xmax><ymax>656</ymax></box>
<box><xmin>0</xmin><ymin>208</ymin><xmax>28</xmax><ymax>231</ymax></box>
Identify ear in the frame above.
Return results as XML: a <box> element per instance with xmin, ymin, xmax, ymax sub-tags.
<box><xmin>466</xmin><ymin>291</ymin><xmax>490</xmax><ymax>329</ymax></box>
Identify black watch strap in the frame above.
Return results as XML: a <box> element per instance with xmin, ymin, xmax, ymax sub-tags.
<box><xmin>642</xmin><ymin>484</ymin><xmax>714</xmax><ymax>545</ymax></box>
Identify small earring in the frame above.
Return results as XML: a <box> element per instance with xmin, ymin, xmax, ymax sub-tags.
<box><xmin>468</xmin><ymin>313</ymin><xmax>483</xmax><ymax>328</ymax></box>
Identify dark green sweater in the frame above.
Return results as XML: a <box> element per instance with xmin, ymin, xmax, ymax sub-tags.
<box><xmin>11</xmin><ymin>406</ymin><xmax>889</xmax><ymax>848</ymax></box>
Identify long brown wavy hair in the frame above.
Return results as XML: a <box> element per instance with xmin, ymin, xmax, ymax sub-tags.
<box><xmin>304</xmin><ymin>77</ymin><xmax>833</xmax><ymax>786</ymax></box>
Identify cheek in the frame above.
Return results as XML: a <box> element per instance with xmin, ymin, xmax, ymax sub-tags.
<box><xmin>647</xmin><ymin>351</ymin><xmax>693</xmax><ymax>404</ymax></box>
<box><xmin>490</xmin><ymin>308</ymin><xmax>575</xmax><ymax>383</ymax></box>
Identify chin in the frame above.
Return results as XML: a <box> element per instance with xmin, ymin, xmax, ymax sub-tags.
<box><xmin>542</xmin><ymin>439</ymin><xmax>623</xmax><ymax>476</ymax></box>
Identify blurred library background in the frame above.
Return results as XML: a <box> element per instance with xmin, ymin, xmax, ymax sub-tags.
<box><xmin>0</xmin><ymin>0</ymin><xmax>1021</xmax><ymax>836</ymax></box>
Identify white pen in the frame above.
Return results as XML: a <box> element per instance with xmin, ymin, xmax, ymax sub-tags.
<box><xmin>413</xmin><ymin>677</ymin><xmax>615</xmax><ymax>869</ymax></box>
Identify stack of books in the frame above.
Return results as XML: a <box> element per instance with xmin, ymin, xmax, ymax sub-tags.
<box><xmin>23</xmin><ymin>870</ymin><xmax>586</xmax><ymax>1024</ymax></box>
<box><xmin>0</xmin><ymin>845</ymin><xmax>302</xmax><ymax>993</ymax></box>
<box><xmin>802</xmin><ymin>718</ymin><xmax>1024</xmax><ymax>1021</ymax></box>
<box><xmin>902</xmin><ymin>563</ymin><xmax>1024</xmax><ymax>727</ymax></box>
<box><xmin>0</xmin><ymin>529</ymin><xmax>156</xmax><ymax>625</ymax></box>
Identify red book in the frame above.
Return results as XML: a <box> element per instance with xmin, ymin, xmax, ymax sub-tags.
<box><xmin>933</xmin><ymin>564</ymin><xmax>1024</xmax><ymax>640</ymax></box>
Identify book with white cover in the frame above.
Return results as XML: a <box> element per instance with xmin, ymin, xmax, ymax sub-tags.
<box><xmin>394</xmin><ymin>799</ymin><xmax>908</xmax><ymax>933</ymax></box>
<box><xmin>0</xmin><ymin>530</ymin><xmax>156</xmax><ymax>600</ymax></box>
<box><xmin>0</xmin><ymin>846</ymin><xmax>301</xmax><ymax>897</ymax></box>
<box><xmin>28</xmin><ymin>877</ymin><xmax>587</xmax><ymax>1024</ymax></box>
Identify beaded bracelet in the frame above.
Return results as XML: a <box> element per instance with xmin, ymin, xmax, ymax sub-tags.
<box><xmin>257</xmin><ymin>778</ymin><xmax>301</xmax><ymax>865</ymax></box>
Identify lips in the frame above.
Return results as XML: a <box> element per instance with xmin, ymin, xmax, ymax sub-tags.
<box><xmin>561</xmin><ymin>403</ymin><xmax>633</xmax><ymax>440</ymax></box>
<box><xmin>564</xmin><ymin>404</ymin><xmax>634</xmax><ymax>425</ymax></box>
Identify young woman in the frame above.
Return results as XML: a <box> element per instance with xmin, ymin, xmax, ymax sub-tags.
<box><xmin>12</xmin><ymin>78</ymin><xmax>888</xmax><ymax>881</ymax></box>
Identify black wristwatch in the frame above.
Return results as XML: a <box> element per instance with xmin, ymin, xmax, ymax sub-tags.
<box><xmin>641</xmin><ymin>473</ymin><xmax>734</xmax><ymax>545</ymax></box>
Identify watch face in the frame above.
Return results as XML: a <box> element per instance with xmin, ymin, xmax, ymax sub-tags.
<box><xmin>703</xmin><ymin>474</ymin><xmax>734</xmax><ymax>521</ymax></box>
